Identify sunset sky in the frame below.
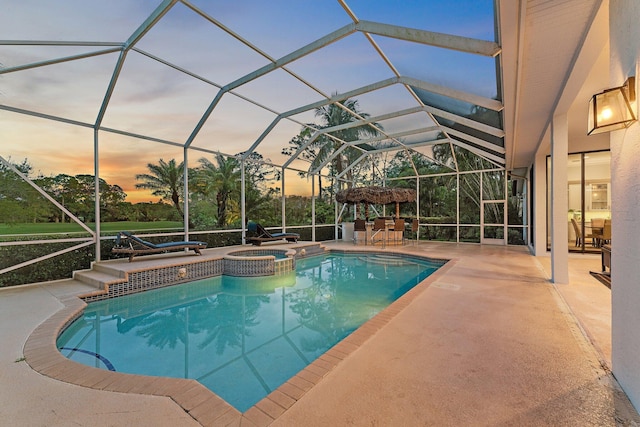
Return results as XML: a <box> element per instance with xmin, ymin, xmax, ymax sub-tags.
<box><xmin>1</xmin><ymin>0</ymin><xmax>496</xmax><ymax>203</ymax></box>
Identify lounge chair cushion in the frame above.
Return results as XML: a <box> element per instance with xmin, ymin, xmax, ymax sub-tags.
<box><xmin>112</xmin><ymin>231</ymin><xmax>207</xmax><ymax>261</ymax></box>
<box><xmin>246</xmin><ymin>221</ymin><xmax>299</xmax><ymax>245</ymax></box>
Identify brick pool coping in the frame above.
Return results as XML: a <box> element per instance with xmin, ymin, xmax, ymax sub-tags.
<box><xmin>24</xmin><ymin>248</ymin><xmax>456</xmax><ymax>427</ymax></box>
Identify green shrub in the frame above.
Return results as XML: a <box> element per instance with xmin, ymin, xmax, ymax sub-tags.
<box><xmin>0</xmin><ymin>225</ymin><xmax>340</xmax><ymax>288</ymax></box>
<box><xmin>0</xmin><ymin>237</ymin><xmax>95</xmax><ymax>287</ymax></box>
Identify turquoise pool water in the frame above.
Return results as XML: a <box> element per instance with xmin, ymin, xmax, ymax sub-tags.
<box><xmin>57</xmin><ymin>252</ymin><xmax>443</xmax><ymax>412</ymax></box>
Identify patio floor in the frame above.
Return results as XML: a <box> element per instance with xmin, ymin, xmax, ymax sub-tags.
<box><xmin>1</xmin><ymin>241</ymin><xmax>637</xmax><ymax>426</ymax></box>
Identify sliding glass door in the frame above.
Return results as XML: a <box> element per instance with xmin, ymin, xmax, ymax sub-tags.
<box><xmin>547</xmin><ymin>150</ymin><xmax>611</xmax><ymax>253</ymax></box>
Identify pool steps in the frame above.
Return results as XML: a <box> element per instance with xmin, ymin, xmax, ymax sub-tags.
<box><xmin>72</xmin><ymin>242</ymin><xmax>326</xmax><ymax>302</ymax></box>
<box><xmin>358</xmin><ymin>254</ymin><xmax>421</xmax><ymax>266</ymax></box>
<box><xmin>73</xmin><ymin>263</ymin><xmax>127</xmax><ymax>289</ymax></box>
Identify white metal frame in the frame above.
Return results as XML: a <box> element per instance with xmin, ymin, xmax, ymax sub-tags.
<box><xmin>0</xmin><ymin>0</ymin><xmax>508</xmax><ymax>278</ymax></box>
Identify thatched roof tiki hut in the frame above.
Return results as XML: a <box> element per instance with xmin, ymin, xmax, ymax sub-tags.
<box><xmin>335</xmin><ymin>186</ymin><xmax>417</xmax><ymax>220</ymax></box>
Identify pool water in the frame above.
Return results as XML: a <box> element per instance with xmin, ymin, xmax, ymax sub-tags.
<box><xmin>57</xmin><ymin>253</ymin><xmax>443</xmax><ymax>412</ymax></box>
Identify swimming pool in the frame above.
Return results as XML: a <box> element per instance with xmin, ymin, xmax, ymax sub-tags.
<box><xmin>57</xmin><ymin>252</ymin><xmax>444</xmax><ymax>412</ymax></box>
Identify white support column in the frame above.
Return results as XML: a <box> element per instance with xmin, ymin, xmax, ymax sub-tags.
<box><xmin>311</xmin><ymin>173</ymin><xmax>316</xmax><ymax>242</ymax></box>
<box><xmin>550</xmin><ymin>114</ymin><xmax>569</xmax><ymax>284</ymax></box>
<box><xmin>334</xmin><ymin>180</ymin><xmax>340</xmax><ymax>240</ymax></box>
<box><xmin>503</xmin><ymin>174</ymin><xmax>508</xmax><ymax>242</ymax></box>
<box><xmin>456</xmin><ymin>174</ymin><xmax>459</xmax><ymax>243</ymax></box>
<box><xmin>533</xmin><ymin>144</ymin><xmax>548</xmax><ymax>256</ymax></box>
<box><xmin>281</xmin><ymin>167</ymin><xmax>286</xmax><ymax>231</ymax></box>
<box><xmin>521</xmin><ymin>172</ymin><xmax>529</xmax><ymax>246</ymax></box>
<box><xmin>93</xmin><ymin>128</ymin><xmax>101</xmax><ymax>261</ymax></box>
<box><xmin>416</xmin><ymin>176</ymin><xmax>420</xmax><ymax>241</ymax></box>
<box><xmin>241</xmin><ymin>160</ymin><xmax>246</xmax><ymax>243</ymax></box>
<box><xmin>183</xmin><ymin>147</ymin><xmax>189</xmax><ymax>240</ymax></box>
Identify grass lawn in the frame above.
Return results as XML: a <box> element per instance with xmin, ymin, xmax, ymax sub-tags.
<box><xmin>0</xmin><ymin>221</ymin><xmax>184</xmax><ymax>236</ymax></box>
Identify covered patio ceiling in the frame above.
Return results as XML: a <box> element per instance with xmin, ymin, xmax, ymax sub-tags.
<box><xmin>1</xmin><ymin>0</ymin><xmax>609</xmax><ymax>184</ymax></box>
<box><xmin>501</xmin><ymin>0</ymin><xmax>611</xmax><ymax>171</ymax></box>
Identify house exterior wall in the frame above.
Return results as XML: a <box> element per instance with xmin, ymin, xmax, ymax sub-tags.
<box><xmin>610</xmin><ymin>0</ymin><xmax>640</xmax><ymax>411</ymax></box>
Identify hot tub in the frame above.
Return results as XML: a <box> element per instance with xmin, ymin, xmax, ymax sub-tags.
<box><xmin>224</xmin><ymin>248</ymin><xmax>296</xmax><ymax>277</ymax></box>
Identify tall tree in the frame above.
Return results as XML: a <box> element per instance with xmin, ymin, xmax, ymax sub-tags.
<box><xmin>135</xmin><ymin>159</ymin><xmax>184</xmax><ymax>219</ymax></box>
<box><xmin>240</xmin><ymin>152</ymin><xmax>280</xmax><ymax>224</ymax></box>
<box><xmin>430</xmin><ymin>142</ymin><xmax>509</xmax><ymax>229</ymax></box>
<box><xmin>282</xmin><ymin>127</ymin><xmax>326</xmax><ymax>199</ymax></box>
<box><xmin>313</xmin><ymin>98</ymin><xmax>382</xmax><ymax>185</ymax></box>
<box><xmin>0</xmin><ymin>158</ymin><xmax>47</xmax><ymax>223</ymax></box>
<box><xmin>283</xmin><ymin>97</ymin><xmax>382</xmax><ymax>191</ymax></box>
<box><xmin>38</xmin><ymin>174</ymin><xmax>127</xmax><ymax>223</ymax></box>
<box><xmin>196</xmin><ymin>154</ymin><xmax>240</xmax><ymax>227</ymax></box>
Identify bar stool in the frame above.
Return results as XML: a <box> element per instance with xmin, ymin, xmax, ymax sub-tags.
<box><xmin>353</xmin><ymin>218</ymin><xmax>367</xmax><ymax>245</ymax></box>
<box><xmin>371</xmin><ymin>218</ymin><xmax>387</xmax><ymax>248</ymax></box>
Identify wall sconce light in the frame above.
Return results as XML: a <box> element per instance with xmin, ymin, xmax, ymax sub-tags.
<box><xmin>588</xmin><ymin>76</ymin><xmax>636</xmax><ymax>135</ymax></box>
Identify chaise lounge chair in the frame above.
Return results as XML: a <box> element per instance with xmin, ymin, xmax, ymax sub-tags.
<box><xmin>246</xmin><ymin>221</ymin><xmax>300</xmax><ymax>246</ymax></box>
<box><xmin>112</xmin><ymin>231</ymin><xmax>207</xmax><ymax>262</ymax></box>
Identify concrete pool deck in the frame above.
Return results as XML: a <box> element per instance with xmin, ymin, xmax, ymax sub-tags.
<box><xmin>1</xmin><ymin>241</ymin><xmax>638</xmax><ymax>426</ymax></box>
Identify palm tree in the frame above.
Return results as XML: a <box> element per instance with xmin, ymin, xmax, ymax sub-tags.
<box><xmin>282</xmin><ymin>97</ymin><xmax>381</xmax><ymax>196</ymax></box>
<box><xmin>135</xmin><ymin>158</ymin><xmax>184</xmax><ymax>218</ymax></box>
<box><xmin>196</xmin><ymin>154</ymin><xmax>240</xmax><ymax>227</ymax></box>
<box><xmin>312</xmin><ymin>97</ymin><xmax>382</xmax><ymax>186</ymax></box>
<box><xmin>283</xmin><ymin>98</ymin><xmax>381</xmax><ymax>186</ymax></box>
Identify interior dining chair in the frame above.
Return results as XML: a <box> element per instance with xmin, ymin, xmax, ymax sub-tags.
<box><xmin>590</xmin><ymin>218</ymin><xmax>605</xmax><ymax>246</ymax></box>
<box><xmin>570</xmin><ymin>218</ymin><xmax>594</xmax><ymax>247</ymax></box>
<box><xmin>597</xmin><ymin>219</ymin><xmax>612</xmax><ymax>246</ymax></box>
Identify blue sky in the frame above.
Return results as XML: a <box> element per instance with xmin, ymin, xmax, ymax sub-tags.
<box><xmin>1</xmin><ymin>0</ymin><xmax>496</xmax><ymax>202</ymax></box>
